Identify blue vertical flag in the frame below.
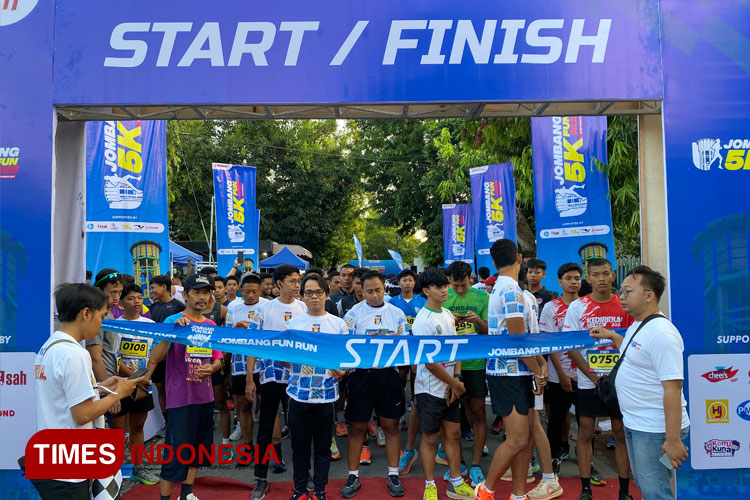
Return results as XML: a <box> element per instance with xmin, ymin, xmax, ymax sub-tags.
<box><xmin>388</xmin><ymin>249</ymin><xmax>404</xmax><ymax>270</ymax></box>
<box><xmin>85</xmin><ymin>120</ymin><xmax>169</xmax><ymax>303</ymax></box>
<box><xmin>470</xmin><ymin>164</ymin><xmax>517</xmax><ymax>272</ymax></box>
<box><xmin>442</xmin><ymin>203</ymin><xmax>474</xmax><ymax>268</ymax></box>
<box><xmin>353</xmin><ymin>233</ymin><xmax>363</xmax><ymax>266</ymax></box>
<box><xmin>531</xmin><ymin>116</ymin><xmax>615</xmax><ymax>293</ymax></box>
<box><xmin>212</xmin><ymin>164</ymin><xmax>258</xmax><ymax>275</ymax></box>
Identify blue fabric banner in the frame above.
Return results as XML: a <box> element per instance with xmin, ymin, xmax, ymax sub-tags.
<box><xmin>353</xmin><ymin>234</ymin><xmax>363</xmax><ymax>266</ymax></box>
<box><xmin>104</xmin><ymin>319</ymin><xmax>617</xmax><ymax>370</ymax></box>
<box><xmin>212</xmin><ymin>164</ymin><xmax>258</xmax><ymax>275</ymax></box>
<box><xmin>442</xmin><ymin>203</ymin><xmax>474</xmax><ymax>268</ymax></box>
<box><xmin>470</xmin><ymin>164</ymin><xmax>517</xmax><ymax>272</ymax></box>
<box><xmin>531</xmin><ymin>116</ymin><xmax>615</xmax><ymax>293</ymax></box>
<box><xmin>85</xmin><ymin>121</ymin><xmax>169</xmax><ymax>302</ymax></box>
<box><xmin>387</xmin><ymin>249</ymin><xmax>404</xmax><ymax>270</ymax></box>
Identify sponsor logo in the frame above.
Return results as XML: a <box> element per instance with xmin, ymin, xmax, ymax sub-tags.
<box><xmin>706</xmin><ymin>399</ymin><xmax>730</xmax><ymax>424</ymax></box>
<box><xmin>226</xmin><ymin>176</ymin><xmax>246</xmax><ymax>243</ymax></box>
<box><xmin>451</xmin><ymin>214</ymin><xmax>466</xmax><ymax>256</ymax></box>
<box><xmin>24</xmin><ymin>429</ymin><xmax>123</xmax><ymax>480</ymax></box>
<box><xmin>701</xmin><ymin>366</ymin><xmax>739</xmax><ymax>383</ymax></box>
<box><xmin>0</xmin><ymin>369</ymin><xmax>27</xmax><ymax>386</ymax></box>
<box><xmin>551</xmin><ymin>116</ymin><xmax>588</xmax><ymax>217</ymax></box>
<box><xmin>102</xmin><ymin>121</ymin><xmax>145</xmax><ymax>209</ymax></box>
<box><xmin>0</xmin><ymin>0</ymin><xmax>39</xmax><ymax>27</ymax></box>
<box><xmin>484</xmin><ymin>180</ymin><xmax>505</xmax><ymax>241</ymax></box>
<box><xmin>0</xmin><ymin>146</ymin><xmax>20</xmax><ymax>179</ymax></box>
<box><xmin>704</xmin><ymin>439</ymin><xmax>740</xmax><ymax>457</ymax></box>
<box><xmin>692</xmin><ymin>138</ymin><xmax>750</xmax><ymax>171</ymax></box>
<box><xmin>187</xmin><ymin>333</ymin><xmax>211</xmax><ymax>348</ymax></box>
<box><xmin>736</xmin><ymin>400</ymin><xmax>750</xmax><ymax>421</ymax></box>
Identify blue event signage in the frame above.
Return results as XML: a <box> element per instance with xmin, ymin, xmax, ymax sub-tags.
<box><xmin>212</xmin><ymin>164</ymin><xmax>258</xmax><ymax>275</ymax></box>
<box><xmin>470</xmin><ymin>164</ymin><xmax>518</xmax><ymax>272</ymax></box>
<box><xmin>531</xmin><ymin>116</ymin><xmax>615</xmax><ymax>292</ymax></box>
<box><xmin>85</xmin><ymin>121</ymin><xmax>169</xmax><ymax>302</ymax></box>
<box><xmin>52</xmin><ymin>0</ymin><xmax>662</xmax><ymax>106</ymax></box>
<box><xmin>442</xmin><ymin>203</ymin><xmax>474</xmax><ymax>267</ymax></box>
<box><xmin>103</xmin><ymin>319</ymin><xmax>619</xmax><ymax>370</ymax></box>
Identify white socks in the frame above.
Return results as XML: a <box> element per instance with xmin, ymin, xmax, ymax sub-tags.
<box><xmin>449</xmin><ymin>476</ymin><xmax>463</xmax><ymax>487</ymax></box>
<box><xmin>388</xmin><ymin>467</ymin><xmax>399</xmax><ymax>477</ymax></box>
<box><xmin>542</xmin><ymin>473</ymin><xmax>556</xmax><ymax>482</ymax></box>
<box><xmin>349</xmin><ymin>470</ymin><xmax>359</xmax><ymax>477</ymax></box>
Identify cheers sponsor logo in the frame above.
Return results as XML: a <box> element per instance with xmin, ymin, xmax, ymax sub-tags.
<box><xmin>704</xmin><ymin>439</ymin><xmax>741</xmax><ymax>458</ymax></box>
<box><xmin>701</xmin><ymin>366</ymin><xmax>739</xmax><ymax>383</ymax></box>
<box><xmin>24</xmin><ymin>429</ymin><xmax>124</xmax><ymax>479</ymax></box>
<box><xmin>706</xmin><ymin>399</ymin><xmax>730</xmax><ymax>424</ymax></box>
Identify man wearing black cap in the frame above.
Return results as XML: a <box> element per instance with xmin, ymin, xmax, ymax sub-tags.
<box><xmin>146</xmin><ymin>274</ymin><xmax>225</xmax><ymax>500</ymax></box>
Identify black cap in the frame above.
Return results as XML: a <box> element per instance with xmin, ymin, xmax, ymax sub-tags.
<box><xmin>183</xmin><ymin>273</ymin><xmax>215</xmax><ymax>290</ymax></box>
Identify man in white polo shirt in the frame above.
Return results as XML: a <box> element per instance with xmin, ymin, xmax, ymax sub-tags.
<box><xmin>590</xmin><ymin>266</ymin><xmax>689</xmax><ymax>500</ymax></box>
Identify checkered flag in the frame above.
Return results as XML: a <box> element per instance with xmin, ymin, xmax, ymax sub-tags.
<box><xmin>91</xmin><ymin>470</ymin><xmax>122</xmax><ymax>500</ymax></box>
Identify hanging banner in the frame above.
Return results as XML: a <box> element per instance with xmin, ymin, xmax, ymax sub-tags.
<box><xmin>103</xmin><ymin>319</ymin><xmax>620</xmax><ymax>370</ymax></box>
<box><xmin>470</xmin><ymin>164</ymin><xmax>517</xmax><ymax>272</ymax></box>
<box><xmin>212</xmin><ymin>164</ymin><xmax>258</xmax><ymax>275</ymax></box>
<box><xmin>85</xmin><ymin>121</ymin><xmax>169</xmax><ymax>302</ymax></box>
<box><xmin>353</xmin><ymin>234</ymin><xmax>363</xmax><ymax>266</ymax></box>
<box><xmin>660</xmin><ymin>0</ymin><xmax>750</xmax><ymax>494</ymax></box>
<box><xmin>442</xmin><ymin>203</ymin><xmax>474</xmax><ymax>267</ymax></box>
<box><xmin>531</xmin><ymin>116</ymin><xmax>615</xmax><ymax>292</ymax></box>
<box><xmin>388</xmin><ymin>249</ymin><xmax>404</xmax><ymax>271</ymax></box>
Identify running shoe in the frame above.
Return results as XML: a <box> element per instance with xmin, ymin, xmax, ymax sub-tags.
<box><xmin>443</xmin><ymin>463</ymin><xmax>468</xmax><ymax>480</ymax></box>
<box><xmin>590</xmin><ymin>466</ymin><xmax>606</xmax><ymax>486</ymax></box>
<box><xmin>281</xmin><ymin>425</ymin><xmax>290</xmax><ymax>440</ymax></box>
<box><xmin>377</xmin><ymin>427</ymin><xmax>386</xmax><ymax>447</ymax></box>
<box><xmin>230</xmin><ymin>422</ymin><xmax>243</xmax><ymax>441</ymax></box>
<box><xmin>387</xmin><ymin>474</ymin><xmax>405</xmax><ymax>497</ymax></box>
<box><xmin>435</xmin><ymin>444</ymin><xmax>448</xmax><ymax>465</ymax></box>
<box><xmin>289</xmin><ymin>490</ymin><xmax>309</xmax><ymax>500</ymax></box>
<box><xmin>399</xmin><ymin>414</ymin><xmax>408</xmax><ymax>430</ymax></box>
<box><xmin>490</xmin><ymin>417</ymin><xmax>503</xmax><ymax>435</ymax></box>
<box><xmin>424</xmin><ymin>483</ymin><xmax>438</xmax><ymax>500</ymax></box>
<box><xmin>131</xmin><ymin>467</ymin><xmax>160</xmax><ymax>485</ymax></box>
<box><xmin>482</xmin><ymin>445</ymin><xmax>489</xmax><ymax>457</ymax></box>
<box><xmin>462</xmin><ymin>429</ymin><xmax>474</xmax><ymax>441</ymax></box>
<box><xmin>336</xmin><ymin>421</ymin><xmax>349</xmax><ymax>437</ymax></box>
<box><xmin>617</xmin><ymin>495</ymin><xmax>634</xmax><ymax>500</ymax></box>
<box><xmin>368</xmin><ymin>420</ymin><xmax>377</xmax><ymax>437</ymax></box>
<box><xmin>500</xmin><ymin>466</ymin><xmax>535</xmax><ymax>483</ymax></box>
<box><xmin>359</xmin><ymin>446</ymin><xmax>371</xmax><ymax>465</ymax></box>
<box><xmin>311</xmin><ymin>492</ymin><xmax>326</xmax><ymax>500</ymax></box>
<box><xmin>606</xmin><ymin>436</ymin><xmax>616</xmax><ymax>450</ymax></box>
<box><xmin>398</xmin><ymin>449</ymin><xmax>418</xmax><ymax>475</ymax></box>
<box><xmin>526</xmin><ymin>478</ymin><xmax>563</xmax><ymax>500</ymax></box>
<box><xmin>340</xmin><ymin>474</ymin><xmax>361</xmax><ymax>498</ymax></box>
<box><xmin>578</xmin><ymin>492</ymin><xmax>593</xmax><ymax>500</ymax></box>
<box><xmin>530</xmin><ymin>457</ymin><xmax>541</xmax><ymax>474</ymax></box>
<box><xmin>558</xmin><ymin>447</ymin><xmax>570</xmax><ymax>461</ymax></box>
<box><xmin>331</xmin><ymin>438</ymin><xmax>341</xmax><ymax>461</ymax></box>
<box><xmin>551</xmin><ymin>458</ymin><xmax>561</xmax><ymax>476</ymax></box>
<box><xmin>446</xmin><ymin>480</ymin><xmax>475</xmax><ymax>500</ymax></box>
<box><xmin>184</xmin><ymin>495</ymin><xmax>200</xmax><ymax>500</ymax></box>
<box><xmin>473</xmin><ymin>481</ymin><xmax>495</xmax><ymax>500</ymax></box>
<box><xmin>251</xmin><ymin>479</ymin><xmax>269</xmax><ymax>500</ymax></box>
<box><xmin>272</xmin><ymin>459</ymin><xmax>287</xmax><ymax>474</ymax></box>
<box><xmin>469</xmin><ymin>466</ymin><xmax>485</xmax><ymax>488</ymax></box>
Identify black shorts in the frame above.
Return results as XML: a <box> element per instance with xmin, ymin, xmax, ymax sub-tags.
<box><xmin>345</xmin><ymin>369</ymin><xmax>405</xmax><ymax>422</ymax></box>
<box><xmin>544</xmin><ymin>380</ymin><xmax>578</xmax><ymax>408</ymax></box>
<box><xmin>462</xmin><ymin>369</ymin><xmax>488</xmax><ymax>398</ymax></box>
<box><xmin>212</xmin><ymin>364</ymin><xmax>228</xmax><ymax>386</ymax></box>
<box><xmin>487</xmin><ymin>375</ymin><xmax>534</xmax><ymax>417</ymax></box>
<box><xmin>161</xmin><ymin>402</ymin><xmax>214</xmax><ymax>482</ymax></box>
<box><xmin>231</xmin><ymin>374</ymin><xmax>251</xmax><ymax>396</ymax></box>
<box><xmin>151</xmin><ymin>359</ymin><xmax>167</xmax><ymax>384</ymax></box>
<box><xmin>576</xmin><ymin>387</ymin><xmax>623</xmax><ymax>420</ymax></box>
<box><xmin>416</xmin><ymin>393</ymin><xmax>460</xmax><ymax>434</ymax></box>
<box><xmin>113</xmin><ymin>391</ymin><xmax>156</xmax><ymax>416</ymax></box>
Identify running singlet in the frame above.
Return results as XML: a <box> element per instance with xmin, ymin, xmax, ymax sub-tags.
<box><xmin>562</xmin><ymin>294</ymin><xmax>634</xmax><ymax>389</ymax></box>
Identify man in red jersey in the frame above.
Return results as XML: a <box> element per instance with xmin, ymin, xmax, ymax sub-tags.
<box><xmin>563</xmin><ymin>259</ymin><xmax>634</xmax><ymax>500</ymax></box>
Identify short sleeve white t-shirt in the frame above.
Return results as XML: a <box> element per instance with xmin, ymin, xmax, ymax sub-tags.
<box><xmin>285</xmin><ymin>313</ymin><xmax>348</xmax><ymax>403</ymax></box>
<box><xmin>539</xmin><ymin>298</ymin><xmax>576</xmax><ymax>383</ymax></box>
<box><xmin>523</xmin><ymin>290</ymin><xmax>540</xmax><ymax>334</ymax></box>
<box><xmin>343</xmin><ymin>301</ymin><xmax>407</xmax><ymax>372</ymax></box>
<box><xmin>226</xmin><ymin>298</ymin><xmax>268</xmax><ymax>375</ymax></box>
<box><xmin>616</xmin><ymin>316</ymin><xmax>690</xmax><ymax>433</ymax></box>
<box><xmin>35</xmin><ymin>331</ymin><xmax>101</xmax><ymax>482</ymax></box>
<box><xmin>250</xmin><ymin>298</ymin><xmax>307</xmax><ymax>384</ymax></box>
<box><xmin>486</xmin><ymin>276</ymin><xmax>532</xmax><ymax>377</ymax></box>
<box><xmin>413</xmin><ymin>307</ymin><xmax>458</xmax><ymax>398</ymax></box>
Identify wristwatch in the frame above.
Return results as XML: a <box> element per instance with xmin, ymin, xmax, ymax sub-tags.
<box><xmin>454</xmin><ymin>374</ymin><xmax>463</xmax><ymax>381</ymax></box>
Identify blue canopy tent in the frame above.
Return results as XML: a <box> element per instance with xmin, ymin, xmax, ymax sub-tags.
<box><xmin>259</xmin><ymin>246</ymin><xmax>309</xmax><ymax>271</ymax></box>
<box><xmin>348</xmin><ymin>259</ymin><xmax>402</xmax><ymax>276</ymax></box>
<box><xmin>170</xmin><ymin>240</ymin><xmax>201</xmax><ymax>266</ymax></box>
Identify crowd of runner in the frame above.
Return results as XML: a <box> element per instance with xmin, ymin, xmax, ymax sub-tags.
<box><xmin>39</xmin><ymin>238</ymin><xmax>689</xmax><ymax>500</ymax></box>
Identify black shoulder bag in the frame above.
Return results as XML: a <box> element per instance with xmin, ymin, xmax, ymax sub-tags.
<box><xmin>596</xmin><ymin>314</ymin><xmax>664</xmax><ymax>412</ymax></box>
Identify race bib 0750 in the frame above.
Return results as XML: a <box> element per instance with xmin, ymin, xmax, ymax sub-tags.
<box><xmin>586</xmin><ymin>350</ymin><xmax>620</xmax><ymax>373</ymax></box>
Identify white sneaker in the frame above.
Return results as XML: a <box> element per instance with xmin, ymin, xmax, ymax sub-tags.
<box><xmin>526</xmin><ymin>478</ymin><xmax>563</xmax><ymax>500</ymax></box>
<box><xmin>500</xmin><ymin>466</ymin><xmax>535</xmax><ymax>483</ymax></box>
<box><xmin>184</xmin><ymin>494</ymin><xmax>200</xmax><ymax>500</ymax></box>
<box><xmin>376</xmin><ymin>426</ymin><xmax>386</xmax><ymax>447</ymax></box>
<box><xmin>230</xmin><ymin>422</ymin><xmax>242</xmax><ymax>441</ymax></box>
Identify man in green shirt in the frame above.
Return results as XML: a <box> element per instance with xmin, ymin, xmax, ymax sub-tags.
<box><xmin>443</xmin><ymin>261</ymin><xmax>489</xmax><ymax>488</ymax></box>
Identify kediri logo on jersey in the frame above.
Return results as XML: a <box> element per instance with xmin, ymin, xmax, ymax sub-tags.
<box><xmin>102</xmin><ymin>121</ymin><xmax>144</xmax><ymax>209</ymax></box>
<box><xmin>551</xmin><ymin>116</ymin><xmax>588</xmax><ymax>217</ymax></box>
<box><xmin>227</xmin><ymin>178</ymin><xmax>245</xmax><ymax>243</ymax></box>
<box><xmin>692</xmin><ymin>138</ymin><xmax>750</xmax><ymax>171</ymax></box>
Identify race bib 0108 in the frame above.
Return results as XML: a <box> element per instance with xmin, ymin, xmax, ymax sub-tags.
<box><xmin>120</xmin><ymin>338</ymin><xmax>148</xmax><ymax>358</ymax></box>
